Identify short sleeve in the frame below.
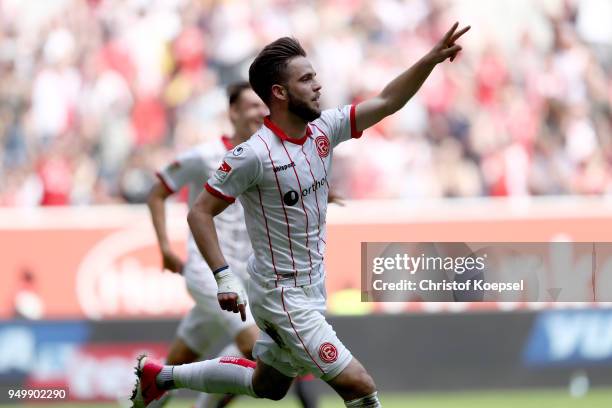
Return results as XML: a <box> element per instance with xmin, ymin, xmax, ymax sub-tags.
<box><xmin>157</xmin><ymin>150</ymin><xmax>206</xmax><ymax>193</ymax></box>
<box><xmin>312</xmin><ymin>104</ymin><xmax>362</xmax><ymax>148</ymax></box>
<box><xmin>205</xmin><ymin>143</ymin><xmax>263</xmax><ymax>203</ymax></box>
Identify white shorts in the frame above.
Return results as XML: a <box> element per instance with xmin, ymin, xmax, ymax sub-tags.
<box><xmin>177</xmin><ymin>256</ymin><xmax>255</xmax><ymax>354</ymax></box>
<box><xmin>247</xmin><ymin>274</ymin><xmax>352</xmax><ymax>381</ymax></box>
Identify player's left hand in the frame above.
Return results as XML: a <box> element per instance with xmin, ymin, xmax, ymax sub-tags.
<box><xmin>427</xmin><ymin>22</ymin><xmax>471</xmax><ymax>65</ymax></box>
<box><xmin>214</xmin><ymin>268</ymin><xmax>248</xmax><ymax>321</ymax></box>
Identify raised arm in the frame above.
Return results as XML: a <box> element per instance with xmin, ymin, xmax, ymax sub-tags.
<box><xmin>355</xmin><ymin>22</ymin><xmax>470</xmax><ymax>132</ymax></box>
<box><xmin>147</xmin><ymin>181</ymin><xmax>184</xmax><ymax>273</ymax></box>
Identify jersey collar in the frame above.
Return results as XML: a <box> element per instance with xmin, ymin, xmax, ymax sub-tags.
<box><xmin>221</xmin><ymin>135</ymin><xmax>234</xmax><ymax>151</ymax></box>
<box><xmin>264</xmin><ymin>117</ymin><xmax>312</xmax><ymax>145</ymax></box>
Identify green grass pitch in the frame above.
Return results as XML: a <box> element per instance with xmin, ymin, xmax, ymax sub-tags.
<box><xmin>9</xmin><ymin>388</ymin><xmax>612</xmax><ymax>408</ymax></box>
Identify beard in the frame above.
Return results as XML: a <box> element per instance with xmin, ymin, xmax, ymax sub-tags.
<box><xmin>287</xmin><ymin>90</ymin><xmax>321</xmax><ymax>122</ymax></box>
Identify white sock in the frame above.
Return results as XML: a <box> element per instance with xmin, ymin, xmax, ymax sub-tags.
<box><xmin>195</xmin><ymin>343</ymin><xmax>242</xmax><ymax>408</ymax></box>
<box><xmin>345</xmin><ymin>391</ymin><xmax>382</xmax><ymax>407</ymax></box>
<box><xmin>172</xmin><ymin>357</ymin><xmax>258</xmax><ymax>398</ymax></box>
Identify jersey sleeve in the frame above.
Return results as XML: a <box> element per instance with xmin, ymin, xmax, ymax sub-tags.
<box><xmin>313</xmin><ymin>104</ymin><xmax>362</xmax><ymax>148</ymax></box>
<box><xmin>157</xmin><ymin>149</ymin><xmax>206</xmax><ymax>193</ymax></box>
<box><xmin>205</xmin><ymin>143</ymin><xmax>263</xmax><ymax>203</ymax></box>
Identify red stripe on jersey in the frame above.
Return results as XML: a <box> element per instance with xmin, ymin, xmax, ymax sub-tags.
<box><xmin>281</xmin><ymin>288</ymin><xmax>325</xmax><ymax>375</ymax></box>
<box><xmin>155</xmin><ymin>172</ymin><xmax>175</xmax><ymax>194</ymax></box>
<box><xmin>257</xmin><ymin>135</ymin><xmax>298</xmax><ymax>285</ymax></box>
<box><xmin>350</xmin><ymin>104</ymin><xmax>363</xmax><ymax>139</ymax></box>
<box><xmin>219</xmin><ymin>356</ymin><xmax>256</xmax><ymax>369</ymax></box>
<box><xmin>281</xmin><ymin>141</ymin><xmax>313</xmax><ymax>284</ymax></box>
<box><xmin>204</xmin><ymin>183</ymin><xmax>236</xmax><ymax>204</ymax></box>
<box><xmin>257</xmin><ymin>185</ymin><xmax>280</xmax><ymax>286</ymax></box>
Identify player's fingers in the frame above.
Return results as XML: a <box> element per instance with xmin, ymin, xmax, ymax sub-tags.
<box><xmin>442</xmin><ymin>22</ymin><xmax>459</xmax><ymax>45</ymax></box>
<box><xmin>442</xmin><ymin>45</ymin><xmax>462</xmax><ymax>59</ymax></box>
<box><xmin>238</xmin><ymin>304</ymin><xmax>246</xmax><ymax>322</ymax></box>
<box><xmin>450</xmin><ymin>25</ymin><xmax>471</xmax><ymax>44</ymax></box>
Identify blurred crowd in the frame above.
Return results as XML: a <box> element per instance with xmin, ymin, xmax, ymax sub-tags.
<box><xmin>0</xmin><ymin>0</ymin><xmax>611</xmax><ymax>205</ymax></box>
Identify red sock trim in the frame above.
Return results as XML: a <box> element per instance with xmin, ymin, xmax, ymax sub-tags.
<box><xmin>219</xmin><ymin>356</ymin><xmax>256</xmax><ymax>369</ymax></box>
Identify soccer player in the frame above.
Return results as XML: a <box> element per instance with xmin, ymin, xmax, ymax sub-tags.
<box><xmin>146</xmin><ymin>82</ymin><xmax>318</xmax><ymax>408</ymax></box>
<box><xmin>146</xmin><ymin>81</ymin><xmax>263</xmax><ymax>408</ymax></box>
<box><xmin>132</xmin><ymin>22</ymin><xmax>470</xmax><ymax>408</ymax></box>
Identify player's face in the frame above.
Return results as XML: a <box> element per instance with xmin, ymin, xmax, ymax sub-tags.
<box><xmin>231</xmin><ymin>89</ymin><xmax>269</xmax><ymax>137</ymax></box>
<box><xmin>284</xmin><ymin>57</ymin><xmax>322</xmax><ymax>122</ymax></box>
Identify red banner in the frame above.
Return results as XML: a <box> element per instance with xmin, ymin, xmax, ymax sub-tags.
<box><xmin>2</xmin><ymin>198</ymin><xmax>611</xmax><ymax>318</ymax></box>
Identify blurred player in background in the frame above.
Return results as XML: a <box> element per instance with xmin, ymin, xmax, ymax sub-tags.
<box><xmin>146</xmin><ymin>82</ymin><xmax>318</xmax><ymax>408</ymax></box>
<box><xmin>133</xmin><ymin>22</ymin><xmax>470</xmax><ymax>408</ymax></box>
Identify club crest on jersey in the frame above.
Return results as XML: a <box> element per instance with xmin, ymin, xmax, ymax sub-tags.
<box><xmin>318</xmin><ymin>342</ymin><xmax>338</xmax><ymax>363</ymax></box>
<box><xmin>315</xmin><ymin>135</ymin><xmax>330</xmax><ymax>158</ymax></box>
<box><xmin>214</xmin><ymin>161</ymin><xmax>232</xmax><ymax>183</ymax></box>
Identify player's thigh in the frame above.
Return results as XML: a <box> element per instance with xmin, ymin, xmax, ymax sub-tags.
<box><xmin>252</xmin><ymin>357</ymin><xmax>294</xmax><ymax>401</ymax></box>
<box><xmin>326</xmin><ymin>357</ymin><xmax>377</xmax><ymax>401</ymax></box>
<box><xmin>250</xmin><ymin>282</ymin><xmax>352</xmax><ymax>381</ymax></box>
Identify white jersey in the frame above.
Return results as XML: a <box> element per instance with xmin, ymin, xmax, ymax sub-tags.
<box><xmin>206</xmin><ymin>105</ymin><xmax>362</xmax><ymax>288</ymax></box>
<box><xmin>157</xmin><ymin>136</ymin><xmax>252</xmax><ymax>272</ymax></box>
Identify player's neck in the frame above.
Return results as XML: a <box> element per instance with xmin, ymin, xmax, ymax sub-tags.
<box><xmin>229</xmin><ymin>132</ymin><xmax>249</xmax><ymax>146</ymax></box>
<box><xmin>268</xmin><ymin>110</ymin><xmax>309</xmax><ymax>140</ymax></box>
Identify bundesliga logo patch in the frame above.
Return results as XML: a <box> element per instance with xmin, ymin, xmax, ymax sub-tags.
<box><xmin>318</xmin><ymin>342</ymin><xmax>338</xmax><ymax>363</ymax></box>
<box><xmin>315</xmin><ymin>135</ymin><xmax>330</xmax><ymax>158</ymax></box>
<box><xmin>214</xmin><ymin>161</ymin><xmax>232</xmax><ymax>183</ymax></box>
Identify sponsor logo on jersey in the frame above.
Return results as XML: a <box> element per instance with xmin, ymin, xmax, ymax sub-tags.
<box><xmin>315</xmin><ymin>135</ymin><xmax>330</xmax><ymax>158</ymax></box>
<box><xmin>232</xmin><ymin>146</ymin><xmax>244</xmax><ymax>156</ymax></box>
<box><xmin>214</xmin><ymin>161</ymin><xmax>232</xmax><ymax>183</ymax></box>
<box><xmin>319</xmin><ymin>342</ymin><xmax>338</xmax><ymax>363</ymax></box>
<box><xmin>282</xmin><ymin>176</ymin><xmax>327</xmax><ymax>206</ymax></box>
<box><xmin>273</xmin><ymin>162</ymin><xmax>296</xmax><ymax>173</ymax></box>
<box><xmin>283</xmin><ymin>190</ymin><xmax>299</xmax><ymax>206</ymax></box>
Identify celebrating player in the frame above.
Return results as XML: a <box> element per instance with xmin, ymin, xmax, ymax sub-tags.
<box><xmin>145</xmin><ymin>82</ymin><xmax>318</xmax><ymax>408</ymax></box>
<box><xmin>132</xmin><ymin>22</ymin><xmax>470</xmax><ymax>408</ymax></box>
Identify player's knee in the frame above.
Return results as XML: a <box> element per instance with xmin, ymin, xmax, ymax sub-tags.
<box><xmin>351</xmin><ymin>370</ymin><xmax>376</xmax><ymax>396</ymax></box>
<box><xmin>345</xmin><ymin>368</ymin><xmax>377</xmax><ymax>397</ymax></box>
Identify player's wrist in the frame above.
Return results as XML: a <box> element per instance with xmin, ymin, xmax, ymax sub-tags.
<box><xmin>213</xmin><ymin>265</ymin><xmax>230</xmax><ymax>276</ymax></box>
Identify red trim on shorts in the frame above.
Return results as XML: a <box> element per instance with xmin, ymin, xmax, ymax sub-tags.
<box><xmin>219</xmin><ymin>356</ymin><xmax>257</xmax><ymax>369</ymax></box>
<box><xmin>280</xmin><ymin>141</ymin><xmax>313</xmax><ymax>284</ymax></box>
<box><xmin>204</xmin><ymin>183</ymin><xmax>235</xmax><ymax>204</ymax></box>
<box><xmin>221</xmin><ymin>135</ymin><xmax>234</xmax><ymax>151</ymax></box>
<box><xmin>257</xmin><ymin>135</ymin><xmax>298</xmax><ymax>285</ymax></box>
<box><xmin>257</xmin><ymin>185</ymin><xmax>280</xmax><ymax>286</ymax></box>
<box><xmin>350</xmin><ymin>104</ymin><xmax>363</xmax><ymax>139</ymax></box>
<box><xmin>281</xmin><ymin>288</ymin><xmax>325</xmax><ymax>375</ymax></box>
<box><xmin>264</xmin><ymin>117</ymin><xmax>312</xmax><ymax>145</ymax></box>
<box><xmin>156</xmin><ymin>172</ymin><xmax>175</xmax><ymax>194</ymax></box>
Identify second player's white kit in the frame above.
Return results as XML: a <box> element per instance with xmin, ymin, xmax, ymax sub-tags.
<box><xmin>157</xmin><ymin>136</ymin><xmax>255</xmax><ymax>352</ymax></box>
<box><xmin>206</xmin><ymin>105</ymin><xmax>362</xmax><ymax>380</ymax></box>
